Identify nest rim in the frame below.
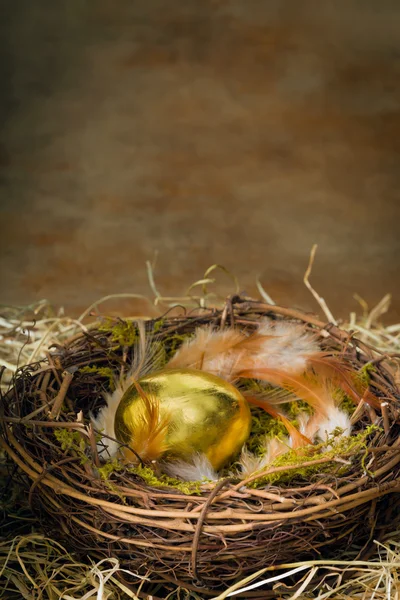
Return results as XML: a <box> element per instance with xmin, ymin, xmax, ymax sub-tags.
<box><xmin>2</xmin><ymin>296</ymin><xmax>400</xmax><ymax>597</ymax></box>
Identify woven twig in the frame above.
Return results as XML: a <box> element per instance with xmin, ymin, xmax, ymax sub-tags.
<box><xmin>1</xmin><ymin>297</ymin><xmax>400</xmax><ymax>598</ymax></box>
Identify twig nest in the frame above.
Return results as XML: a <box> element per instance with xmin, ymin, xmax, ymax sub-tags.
<box><xmin>1</xmin><ymin>296</ymin><xmax>400</xmax><ymax>598</ymax></box>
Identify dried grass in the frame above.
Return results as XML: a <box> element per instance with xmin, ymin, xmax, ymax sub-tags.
<box><xmin>213</xmin><ymin>540</ymin><xmax>400</xmax><ymax>599</ymax></box>
<box><xmin>0</xmin><ymin>533</ymin><xmax>147</xmax><ymax>599</ymax></box>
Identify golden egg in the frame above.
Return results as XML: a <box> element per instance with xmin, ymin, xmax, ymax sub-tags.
<box><xmin>114</xmin><ymin>368</ymin><xmax>251</xmax><ymax>470</ymax></box>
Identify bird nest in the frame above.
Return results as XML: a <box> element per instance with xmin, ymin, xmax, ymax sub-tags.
<box><xmin>1</xmin><ymin>296</ymin><xmax>400</xmax><ymax>598</ymax></box>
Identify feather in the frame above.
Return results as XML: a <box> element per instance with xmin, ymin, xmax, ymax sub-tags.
<box><xmin>255</xmin><ymin>322</ymin><xmax>380</xmax><ymax>409</ymax></box>
<box><xmin>245</xmin><ymin>320</ymin><xmax>321</xmax><ymax>374</ymax></box>
<box><xmin>167</xmin><ymin>326</ymin><xmax>247</xmax><ymax>378</ymax></box>
<box><xmin>91</xmin><ymin>321</ymin><xmax>166</xmax><ymax>461</ymax></box>
<box><xmin>314</xmin><ymin>406</ymin><xmax>352</xmax><ymax>442</ymax></box>
<box><xmin>163</xmin><ymin>453</ymin><xmax>218</xmax><ymax>481</ymax></box>
<box><xmin>241</xmin><ymin>369</ymin><xmax>353</xmax><ymax>441</ymax></box>
<box><xmin>91</xmin><ymin>380</ymin><xmax>171</xmax><ymax>464</ymax></box>
<box><xmin>307</xmin><ymin>354</ymin><xmax>381</xmax><ymax>409</ymax></box>
<box><xmin>245</xmin><ymin>393</ymin><xmax>312</xmax><ymax>448</ymax></box>
<box><xmin>301</xmin><ymin>406</ymin><xmax>352</xmax><ymax>443</ymax></box>
<box><xmin>91</xmin><ymin>385</ymin><xmax>125</xmax><ymax>459</ymax></box>
<box><xmin>169</xmin><ymin>320</ymin><xmax>380</xmax><ymax>413</ymax></box>
<box><xmin>129</xmin><ymin>320</ymin><xmax>165</xmax><ymax>381</ymax></box>
<box><xmin>167</xmin><ymin>320</ymin><xmax>319</xmax><ymax>381</ymax></box>
<box><xmin>237</xmin><ymin>445</ymin><xmax>271</xmax><ymax>478</ymax></box>
<box><xmin>239</xmin><ymin>368</ymin><xmax>334</xmax><ymax>416</ymax></box>
<box><xmin>121</xmin><ymin>380</ymin><xmax>171</xmax><ymax>463</ymax></box>
<box><xmin>237</xmin><ymin>437</ymin><xmax>290</xmax><ymax>478</ymax></box>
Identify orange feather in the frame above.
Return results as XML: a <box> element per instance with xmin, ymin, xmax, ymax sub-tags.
<box><xmin>120</xmin><ymin>380</ymin><xmax>171</xmax><ymax>463</ymax></box>
<box><xmin>245</xmin><ymin>394</ymin><xmax>312</xmax><ymax>448</ymax></box>
<box><xmin>308</xmin><ymin>354</ymin><xmax>381</xmax><ymax>409</ymax></box>
<box><xmin>167</xmin><ymin>327</ymin><xmax>247</xmax><ymax>377</ymax></box>
<box><xmin>239</xmin><ymin>368</ymin><xmax>334</xmax><ymax>416</ymax></box>
<box><xmin>240</xmin><ymin>369</ymin><xmax>353</xmax><ymax>442</ymax></box>
<box><xmin>169</xmin><ymin>324</ymin><xmax>380</xmax><ymax>411</ymax></box>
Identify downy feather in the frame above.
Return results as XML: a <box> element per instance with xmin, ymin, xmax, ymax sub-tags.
<box><xmin>243</xmin><ymin>372</ymin><xmax>352</xmax><ymax>444</ymax></box>
<box><xmin>91</xmin><ymin>384</ymin><xmax>125</xmax><ymax>459</ymax></box>
<box><xmin>248</xmin><ymin>320</ymin><xmax>321</xmax><ymax>374</ymax></box>
<box><xmin>239</xmin><ymin>368</ymin><xmax>335</xmax><ymax>417</ymax></box>
<box><xmin>167</xmin><ymin>320</ymin><xmax>319</xmax><ymax>380</ymax></box>
<box><xmin>307</xmin><ymin>354</ymin><xmax>381</xmax><ymax>409</ymax></box>
<box><xmin>92</xmin><ymin>320</ymin><xmax>167</xmax><ymax>461</ymax></box>
<box><xmin>238</xmin><ymin>437</ymin><xmax>290</xmax><ymax>478</ymax></box>
<box><xmin>129</xmin><ymin>320</ymin><xmax>165</xmax><ymax>380</ymax></box>
<box><xmin>167</xmin><ymin>326</ymin><xmax>247</xmax><ymax>377</ymax></box>
<box><xmin>301</xmin><ymin>406</ymin><xmax>352</xmax><ymax>443</ymax></box>
<box><xmin>163</xmin><ymin>453</ymin><xmax>218</xmax><ymax>481</ymax></box>
<box><xmin>168</xmin><ymin>320</ymin><xmax>379</xmax><ymax>411</ymax></box>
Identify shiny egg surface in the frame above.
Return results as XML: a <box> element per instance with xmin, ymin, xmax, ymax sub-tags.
<box><xmin>114</xmin><ymin>368</ymin><xmax>251</xmax><ymax>469</ymax></box>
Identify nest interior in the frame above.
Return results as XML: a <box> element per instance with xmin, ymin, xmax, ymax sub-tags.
<box><xmin>1</xmin><ymin>296</ymin><xmax>400</xmax><ymax>597</ymax></box>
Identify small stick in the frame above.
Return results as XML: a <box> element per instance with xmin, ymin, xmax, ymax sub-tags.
<box><xmin>28</xmin><ymin>370</ymin><xmax>54</xmax><ymax>415</ymax></box>
<box><xmin>87</xmin><ymin>423</ymin><xmax>101</xmax><ymax>468</ymax></box>
<box><xmin>120</xmin><ymin>345</ymin><xmax>129</xmax><ymax>378</ymax></box>
<box><xmin>334</xmin><ymin>457</ymin><xmax>352</xmax><ymax>465</ymax></box>
<box><xmin>20</xmin><ymin>398</ymin><xmax>56</xmax><ymax>422</ymax></box>
<box><xmin>191</xmin><ymin>477</ymin><xmax>234</xmax><ymax>584</ymax></box>
<box><xmin>0</xmin><ymin>417</ymin><xmax>86</xmax><ymax>428</ymax></box>
<box><xmin>381</xmin><ymin>402</ymin><xmax>390</xmax><ymax>434</ymax></box>
<box><xmin>220</xmin><ymin>295</ymin><xmax>237</xmax><ymax>329</ymax></box>
<box><xmin>48</xmin><ymin>368</ymin><xmax>75</xmax><ymax>420</ymax></box>
<box><xmin>350</xmin><ymin>399</ymin><xmax>366</xmax><ymax>426</ymax></box>
<box><xmin>367</xmin><ymin>404</ymin><xmax>378</xmax><ymax>424</ymax></box>
<box><xmin>45</xmin><ymin>352</ymin><xmax>62</xmax><ymax>387</ymax></box>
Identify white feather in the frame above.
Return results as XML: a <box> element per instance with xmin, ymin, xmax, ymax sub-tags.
<box><xmin>91</xmin><ymin>386</ymin><xmax>124</xmax><ymax>458</ymax></box>
<box><xmin>168</xmin><ymin>320</ymin><xmax>320</xmax><ymax>382</ymax></box>
<box><xmin>254</xmin><ymin>319</ymin><xmax>320</xmax><ymax>374</ymax></box>
<box><xmin>237</xmin><ymin>446</ymin><xmax>270</xmax><ymax>478</ymax></box>
<box><xmin>91</xmin><ymin>320</ymin><xmax>165</xmax><ymax>460</ymax></box>
<box><xmin>130</xmin><ymin>320</ymin><xmax>165</xmax><ymax>379</ymax></box>
<box><xmin>238</xmin><ymin>436</ymin><xmax>290</xmax><ymax>478</ymax></box>
<box><xmin>204</xmin><ymin>351</ymin><xmax>245</xmax><ymax>380</ymax></box>
<box><xmin>313</xmin><ymin>407</ymin><xmax>352</xmax><ymax>442</ymax></box>
<box><xmin>91</xmin><ymin>362</ymin><xmax>142</xmax><ymax>459</ymax></box>
<box><xmin>163</xmin><ymin>454</ymin><xmax>218</xmax><ymax>481</ymax></box>
<box><xmin>298</xmin><ymin>406</ymin><xmax>352</xmax><ymax>443</ymax></box>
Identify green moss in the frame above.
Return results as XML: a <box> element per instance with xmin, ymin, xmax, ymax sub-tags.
<box><xmin>164</xmin><ymin>333</ymin><xmax>191</xmax><ymax>360</ymax></box>
<box><xmin>99</xmin><ymin>318</ymin><xmax>138</xmax><ymax>347</ymax></box>
<box><xmin>250</xmin><ymin>425</ymin><xmax>379</xmax><ymax>488</ymax></box>
<box><xmin>129</xmin><ymin>465</ymin><xmax>204</xmax><ymax>495</ymax></box>
<box><xmin>357</xmin><ymin>363</ymin><xmax>376</xmax><ymax>387</ymax></box>
<box><xmin>95</xmin><ymin>458</ymin><xmax>127</xmax><ymax>502</ymax></box>
<box><xmin>286</xmin><ymin>399</ymin><xmax>314</xmax><ymax>418</ymax></box>
<box><xmin>54</xmin><ymin>429</ymin><xmax>88</xmax><ymax>465</ymax></box>
<box><xmin>97</xmin><ymin>458</ymin><xmax>203</xmax><ymax>495</ymax></box>
<box><xmin>152</xmin><ymin>318</ymin><xmax>165</xmax><ymax>333</ymax></box>
<box><xmin>242</xmin><ymin>380</ymin><xmax>315</xmax><ymax>456</ymax></box>
<box><xmin>246</xmin><ymin>406</ymin><xmax>288</xmax><ymax>455</ymax></box>
<box><xmin>98</xmin><ymin>458</ymin><xmax>124</xmax><ymax>480</ymax></box>
<box><xmin>80</xmin><ymin>365</ymin><xmax>116</xmax><ymax>390</ymax></box>
<box><xmin>333</xmin><ymin>388</ymin><xmax>355</xmax><ymax>416</ymax></box>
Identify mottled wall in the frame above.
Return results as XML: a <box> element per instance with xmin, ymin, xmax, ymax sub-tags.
<box><xmin>1</xmin><ymin>1</ymin><xmax>399</xmax><ymax>318</ymax></box>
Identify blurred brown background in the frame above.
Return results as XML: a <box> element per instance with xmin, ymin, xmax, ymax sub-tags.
<box><xmin>0</xmin><ymin>1</ymin><xmax>399</xmax><ymax>320</ymax></box>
